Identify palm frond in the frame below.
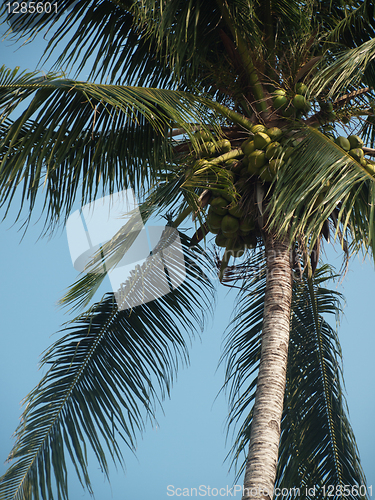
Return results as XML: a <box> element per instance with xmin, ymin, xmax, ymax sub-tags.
<box><xmin>0</xmin><ymin>66</ymin><xmax>217</xmax><ymax>228</ymax></box>
<box><xmin>1</xmin><ymin>1</ymin><xmax>156</xmax><ymax>86</ymax></box>
<box><xmin>324</xmin><ymin>0</ymin><xmax>375</xmax><ymax>48</ymax></box>
<box><xmin>267</xmin><ymin>127</ymin><xmax>372</xmax><ymax>254</ymax></box>
<box><xmin>133</xmin><ymin>0</ymin><xmax>223</xmax><ymax>86</ymax></box>
<box><xmin>1</xmin><ymin>0</ymin><xmax>234</xmax><ymax>92</ymax></box>
<box><xmin>47</xmin><ymin>0</ymin><xmax>176</xmax><ymax>86</ymax></box>
<box><xmin>222</xmin><ymin>262</ymin><xmax>367</xmax><ymax>493</ymax></box>
<box><xmin>276</xmin><ymin>265</ymin><xmax>368</xmax><ymax>498</ymax></box>
<box><xmin>0</xmin><ymin>233</ymin><xmax>215</xmax><ymax>500</ymax></box>
<box><xmin>310</xmin><ymin>37</ymin><xmax>375</xmax><ymax>100</ymax></box>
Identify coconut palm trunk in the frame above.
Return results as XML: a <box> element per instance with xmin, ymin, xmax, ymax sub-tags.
<box><xmin>242</xmin><ymin>233</ymin><xmax>293</xmax><ymax>500</ymax></box>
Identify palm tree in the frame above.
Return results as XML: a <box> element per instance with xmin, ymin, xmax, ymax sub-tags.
<box><xmin>0</xmin><ymin>0</ymin><xmax>374</xmax><ymax>499</ymax></box>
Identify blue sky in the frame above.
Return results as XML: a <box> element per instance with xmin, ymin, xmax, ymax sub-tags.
<box><xmin>0</xmin><ymin>12</ymin><xmax>374</xmax><ymax>499</ymax></box>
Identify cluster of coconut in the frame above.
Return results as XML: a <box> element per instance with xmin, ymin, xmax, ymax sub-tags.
<box><xmin>273</xmin><ymin>83</ymin><xmax>339</xmax><ymax>123</ymax></box>
<box><xmin>241</xmin><ymin>124</ymin><xmax>295</xmax><ymax>182</ymax></box>
<box><xmin>191</xmin><ymin>127</ymin><xmax>295</xmax><ymax>261</ymax></box>
<box><xmin>334</xmin><ymin>134</ymin><xmax>375</xmax><ymax>175</ymax></box>
<box><xmin>193</xmin><ymin>131</ymin><xmax>232</xmax><ymax>157</ymax></box>
<box><xmin>207</xmin><ymin>192</ymin><xmax>257</xmax><ymax>258</ymax></box>
<box><xmin>272</xmin><ymin>82</ymin><xmax>312</xmax><ymax>117</ymax></box>
<box><xmin>189</xmin><ymin>131</ymin><xmax>260</xmax><ymax>258</ymax></box>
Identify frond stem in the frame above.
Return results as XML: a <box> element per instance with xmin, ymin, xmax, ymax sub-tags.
<box><xmin>209</xmin><ymin>101</ymin><xmax>254</xmax><ymax>131</ymax></box>
<box><xmin>171</xmin><ymin>206</ymin><xmax>192</xmax><ymax>228</ymax></box>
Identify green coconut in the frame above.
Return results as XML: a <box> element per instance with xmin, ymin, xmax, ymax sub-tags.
<box><xmin>202</xmin><ymin>141</ymin><xmax>216</xmax><ymax>156</ymax></box>
<box><xmin>247</xmin><ymin>150</ymin><xmax>266</xmax><ymax>173</ymax></box>
<box><xmin>217</xmin><ymin>139</ymin><xmax>232</xmax><ymax>153</ymax></box>
<box><xmin>273</xmin><ymin>95</ymin><xmax>288</xmax><ymax>110</ymax></box>
<box><xmin>207</xmin><ymin>209</ymin><xmax>224</xmax><ymax>230</ymax></box>
<box><xmin>242</xmin><ymin>138</ymin><xmax>256</xmax><ymax>156</ymax></box>
<box><xmin>265</xmin><ymin>142</ymin><xmax>282</xmax><ymax>160</ymax></box>
<box><xmin>349</xmin><ymin>148</ymin><xmax>364</xmax><ymax>161</ymax></box>
<box><xmin>254</xmin><ymin>132</ymin><xmax>272</xmax><ymax>150</ymax></box>
<box><xmin>215</xmin><ymin>233</ymin><xmax>227</xmax><ymax>247</ymax></box>
<box><xmin>209</xmin><ymin>225</ymin><xmax>221</xmax><ymax>235</ymax></box>
<box><xmin>251</xmin><ymin>124</ymin><xmax>267</xmax><ymax>134</ymax></box>
<box><xmin>239</xmin><ymin>218</ymin><xmax>255</xmax><ymax>234</ymax></box>
<box><xmin>292</xmin><ymin>94</ymin><xmax>308</xmax><ymax>110</ymax></box>
<box><xmin>347</xmin><ymin>135</ymin><xmax>364</xmax><ymax>149</ymax></box>
<box><xmin>365</xmin><ymin>162</ymin><xmax>375</xmax><ymax>176</ymax></box>
<box><xmin>267</xmin><ymin>127</ymin><xmax>283</xmax><ymax>141</ymax></box>
<box><xmin>273</xmin><ymin>88</ymin><xmax>286</xmax><ymax>97</ymax></box>
<box><xmin>228</xmin><ymin>204</ymin><xmax>243</xmax><ymax>218</ymax></box>
<box><xmin>292</xmin><ymin>94</ymin><xmax>311</xmax><ymax>112</ymax></box>
<box><xmin>210</xmin><ymin>197</ymin><xmax>228</xmax><ymax>215</ymax></box>
<box><xmin>221</xmin><ymin>215</ymin><xmax>240</xmax><ymax>235</ymax></box>
<box><xmin>296</xmin><ymin>82</ymin><xmax>308</xmax><ymax>95</ymax></box>
<box><xmin>334</xmin><ymin>136</ymin><xmax>351</xmax><ymax>151</ymax></box>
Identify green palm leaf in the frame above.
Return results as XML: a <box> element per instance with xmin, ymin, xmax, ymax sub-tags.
<box><xmin>267</xmin><ymin>127</ymin><xmax>374</xmax><ymax>255</ymax></box>
<box><xmin>310</xmin><ymin>37</ymin><xmax>375</xmax><ymax>99</ymax></box>
<box><xmin>0</xmin><ymin>66</ymin><xmax>218</xmax><ymax>227</ymax></box>
<box><xmin>277</xmin><ymin>266</ymin><xmax>367</xmax><ymax>498</ymax></box>
<box><xmin>0</xmin><ymin>234</ymin><xmax>215</xmax><ymax>500</ymax></box>
<box><xmin>324</xmin><ymin>0</ymin><xmax>375</xmax><ymax>47</ymax></box>
<box><xmin>1</xmin><ymin>0</ymin><xmax>232</xmax><ymax>91</ymax></box>
<box><xmin>221</xmin><ymin>261</ymin><xmax>367</xmax><ymax>495</ymax></box>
